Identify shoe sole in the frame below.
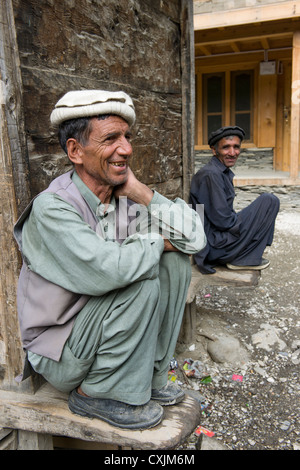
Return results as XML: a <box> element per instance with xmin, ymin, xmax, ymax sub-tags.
<box><xmin>226</xmin><ymin>261</ymin><xmax>270</xmax><ymax>271</ymax></box>
<box><xmin>151</xmin><ymin>392</ymin><xmax>185</xmax><ymax>406</ymax></box>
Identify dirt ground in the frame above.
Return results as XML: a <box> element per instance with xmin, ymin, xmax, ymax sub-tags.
<box><xmin>175</xmin><ymin>187</ymin><xmax>300</xmax><ymax>451</ymax></box>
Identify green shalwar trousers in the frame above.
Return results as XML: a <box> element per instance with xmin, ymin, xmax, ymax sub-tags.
<box><xmin>28</xmin><ymin>252</ymin><xmax>191</xmax><ymax>405</ymax></box>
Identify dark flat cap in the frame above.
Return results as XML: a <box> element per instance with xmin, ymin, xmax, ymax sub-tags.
<box><xmin>208</xmin><ymin>126</ymin><xmax>245</xmax><ymax>147</ymax></box>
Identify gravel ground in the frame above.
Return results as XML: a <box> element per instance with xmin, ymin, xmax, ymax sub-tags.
<box><xmin>175</xmin><ymin>187</ymin><xmax>300</xmax><ymax>451</ymax></box>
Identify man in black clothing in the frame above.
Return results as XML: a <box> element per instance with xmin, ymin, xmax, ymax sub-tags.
<box><xmin>189</xmin><ymin>126</ymin><xmax>280</xmax><ymax>274</ymax></box>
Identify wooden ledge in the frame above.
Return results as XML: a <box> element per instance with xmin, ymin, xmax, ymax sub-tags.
<box><xmin>187</xmin><ymin>264</ymin><xmax>261</xmax><ymax>303</ymax></box>
<box><xmin>0</xmin><ymin>383</ymin><xmax>200</xmax><ymax>450</ymax></box>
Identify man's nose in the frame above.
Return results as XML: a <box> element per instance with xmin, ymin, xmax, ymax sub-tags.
<box><xmin>229</xmin><ymin>146</ymin><xmax>238</xmax><ymax>156</ymax></box>
<box><xmin>117</xmin><ymin>136</ymin><xmax>132</xmax><ymax>156</ymax></box>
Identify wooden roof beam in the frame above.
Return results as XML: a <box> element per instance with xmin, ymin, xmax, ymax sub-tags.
<box><xmin>194</xmin><ymin>0</ymin><xmax>300</xmax><ymax>30</ymax></box>
<box><xmin>194</xmin><ymin>18</ymin><xmax>300</xmax><ymax>44</ymax></box>
<box><xmin>194</xmin><ymin>32</ymin><xmax>292</xmax><ymax>49</ymax></box>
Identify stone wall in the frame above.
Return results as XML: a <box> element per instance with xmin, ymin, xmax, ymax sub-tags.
<box><xmin>195</xmin><ymin>148</ymin><xmax>274</xmax><ymax>173</ymax></box>
<box><xmin>12</xmin><ymin>0</ymin><xmax>185</xmax><ymax>199</ymax></box>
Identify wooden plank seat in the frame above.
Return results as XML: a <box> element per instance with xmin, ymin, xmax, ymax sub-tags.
<box><xmin>0</xmin><ymin>382</ymin><xmax>200</xmax><ymax>450</ymax></box>
<box><xmin>187</xmin><ymin>264</ymin><xmax>261</xmax><ymax>303</ymax></box>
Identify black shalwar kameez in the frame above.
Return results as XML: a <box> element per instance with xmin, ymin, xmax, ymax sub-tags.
<box><xmin>189</xmin><ymin>156</ymin><xmax>280</xmax><ymax>274</ymax></box>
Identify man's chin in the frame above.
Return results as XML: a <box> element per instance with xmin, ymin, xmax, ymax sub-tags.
<box><xmin>225</xmin><ymin>160</ymin><xmax>237</xmax><ymax>167</ymax></box>
<box><xmin>113</xmin><ymin>175</ymin><xmax>128</xmax><ymax>186</ymax></box>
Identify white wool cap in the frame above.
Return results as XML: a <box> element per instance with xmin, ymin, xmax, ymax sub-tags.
<box><xmin>50</xmin><ymin>90</ymin><xmax>136</xmax><ymax>127</ymax></box>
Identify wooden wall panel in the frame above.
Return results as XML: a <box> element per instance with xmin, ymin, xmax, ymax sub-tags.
<box><xmin>12</xmin><ymin>0</ymin><xmax>185</xmax><ymax>199</ymax></box>
<box><xmin>257</xmin><ymin>74</ymin><xmax>277</xmax><ymax>148</ymax></box>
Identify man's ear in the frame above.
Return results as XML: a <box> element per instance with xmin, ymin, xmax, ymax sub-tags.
<box><xmin>211</xmin><ymin>145</ymin><xmax>217</xmax><ymax>156</ymax></box>
<box><xmin>66</xmin><ymin>138</ymin><xmax>83</xmax><ymax>165</ymax></box>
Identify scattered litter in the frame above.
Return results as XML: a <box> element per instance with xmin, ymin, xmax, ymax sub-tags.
<box><xmin>200</xmin><ymin>402</ymin><xmax>213</xmax><ymax>417</ymax></box>
<box><xmin>200</xmin><ymin>375</ymin><xmax>212</xmax><ymax>384</ymax></box>
<box><xmin>183</xmin><ymin>359</ymin><xmax>207</xmax><ymax>379</ymax></box>
<box><xmin>168</xmin><ymin>371</ymin><xmax>177</xmax><ymax>382</ymax></box>
<box><xmin>169</xmin><ymin>357</ymin><xmax>178</xmax><ymax>369</ymax></box>
<box><xmin>204</xmin><ymin>294</ymin><xmax>211</xmax><ymax>298</ymax></box>
<box><xmin>232</xmin><ymin>374</ymin><xmax>243</xmax><ymax>382</ymax></box>
<box><xmin>168</xmin><ymin>358</ymin><xmax>179</xmax><ymax>383</ymax></box>
<box><xmin>188</xmin><ymin>344</ymin><xmax>196</xmax><ymax>351</ymax></box>
<box><xmin>194</xmin><ymin>425</ymin><xmax>215</xmax><ymax>437</ymax></box>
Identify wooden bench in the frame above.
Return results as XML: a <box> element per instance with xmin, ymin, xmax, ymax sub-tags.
<box><xmin>0</xmin><ymin>383</ymin><xmax>200</xmax><ymax>450</ymax></box>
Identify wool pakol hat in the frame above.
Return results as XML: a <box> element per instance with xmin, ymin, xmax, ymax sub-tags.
<box><xmin>208</xmin><ymin>126</ymin><xmax>245</xmax><ymax>147</ymax></box>
<box><xmin>50</xmin><ymin>90</ymin><xmax>136</xmax><ymax>127</ymax></box>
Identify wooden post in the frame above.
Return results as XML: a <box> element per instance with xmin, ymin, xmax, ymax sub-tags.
<box><xmin>0</xmin><ymin>1</ymin><xmax>31</xmax><ymax>215</ymax></box>
<box><xmin>0</xmin><ymin>0</ymin><xmax>32</xmax><ymax>391</ymax></box>
<box><xmin>0</xmin><ymin>99</ymin><xmax>24</xmax><ymax>390</ymax></box>
<box><xmin>181</xmin><ymin>0</ymin><xmax>195</xmax><ymax>202</ymax></box>
<box><xmin>290</xmin><ymin>31</ymin><xmax>300</xmax><ymax>180</ymax></box>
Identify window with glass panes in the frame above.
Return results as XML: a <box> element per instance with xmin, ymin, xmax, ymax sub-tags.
<box><xmin>201</xmin><ymin>70</ymin><xmax>253</xmax><ymax>144</ymax></box>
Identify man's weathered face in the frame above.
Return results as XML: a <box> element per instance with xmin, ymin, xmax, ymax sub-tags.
<box><xmin>212</xmin><ymin>136</ymin><xmax>241</xmax><ymax>168</ymax></box>
<box><xmin>75</xmin><ymin>115</ymin><xmax>133</xmax><ymax>188</ymax></box>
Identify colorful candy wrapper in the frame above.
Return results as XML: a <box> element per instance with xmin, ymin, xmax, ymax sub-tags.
<box><xmin>232</xmin><ymin>374</ymin><xmax>243</xmax><ymax>382</ymax></box>
<box><xmin>194</xmin><ymin>426</ymin><xmax>215</xmax><ymax>437</ymax></box>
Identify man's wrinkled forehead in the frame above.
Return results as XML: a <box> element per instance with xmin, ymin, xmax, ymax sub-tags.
<box><xmin>216</xmin><ymin>135</ymin><xmax>242</xmax><ymax>148</ymax></box>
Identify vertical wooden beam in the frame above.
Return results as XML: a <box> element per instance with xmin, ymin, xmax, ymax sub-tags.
<box><xmin>0</xmin><ymin>0</ymin><xmax>31</xmax><ymax>391</ymax></box>
<box><xmin>257</xmin><ymin>74</ymin><xmax>277</xmax><ymax>148</ymax></box>
<box><xmin>0</xmin><ymin>1</ymin><xmax>31</xmax><ymax>213</ymax></box>
<box><xmin>290</xmin><ymin>31</ymin><xmax>300</xmax><ymax>180</ymax></box>
<box><xmin>181</xmin><ymin>0</ymin><xmax>195</xmax><ymax>201</ymax></box>
<box><xmin>17</xmin><ymin>430</ymin><xmax>53</xmax><ymax>450</ymax></box>
<box><xmin>225</xmin><ymin>70</ymin><xmax>231</xmax><ymax>125</ymax></box>
<box><xmin>0</xmin><ymin>99</ymin><xmax>24</xmax><ymax>390</ymax></box>
<box><xmin>196</xmin><ymin>73</ymin><xmax>202</xmax><ymax>146</ymax></box>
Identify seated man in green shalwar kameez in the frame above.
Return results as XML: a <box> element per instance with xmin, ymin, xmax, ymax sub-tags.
<box><xmin>14</xmin><ymin>90</ymin><xmax>206</xmax><ymax>430</ymax></box>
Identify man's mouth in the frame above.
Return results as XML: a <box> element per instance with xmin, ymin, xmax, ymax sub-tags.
<box><xmin>110</xmin><ymin>161</ymin><xmax>127</xmax><ymax>167</ymax></box>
